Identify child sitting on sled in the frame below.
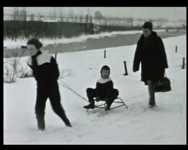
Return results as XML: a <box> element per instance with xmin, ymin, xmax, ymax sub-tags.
<box><xmin>83</xmin><ymin>65</ymin><xmax>119</xmax><ymax>110</ymax></box>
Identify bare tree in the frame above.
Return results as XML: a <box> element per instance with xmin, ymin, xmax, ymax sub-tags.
<box><xmin>59</xmin><ymin>7</ymin><xmax>63</xmax><ymax>22</ymax></box>
<box><xmin>13</xmin><ymin>7</ymin><xmax>19</xmax><ymax>20</ymax></box>
<box><xmin>68</xmin><ymin>7</ymin><xmax>74</xmax><ymax>22</ymax></box>
<box><xmin>20</xmin><ymin>7</ymin><xmax>26</xmax><ymax>21</ymax></box>
<box><xmin>4</xmin><ymin>48</ymin><xmax>29</xmax><ymax>83</ymax></box>
<box><xmin>94</xmin><ymin>11</ymin><xmax>103</xmax><ymax>20</ymax></box>
<box><xmin>59</xmin><ymin>69</ymin><xmax>71</xmax><ymax>79</ymax></box>
<box><xmin>37</xmin><ymin>13</ymin><xmax>42</xmax><ymax>21</ymax></box>
<box><xmin>30</xmin><ymin>14</ymin><xmax>35</xmax><ymax>21</ymax></box>
<box><xmin>79</xmin><ymin>15</ymin><xmax>83</xmax><ymax>23</ymax></box>
<box><xmin>135</xmin><ymin>18</ymin><xmax>145</xmax><ymax>27</ymax></box>
<box><xmin>53</xmin><ymin>7</ymin><xmax>56</xmax><ymax>21</ymax></box>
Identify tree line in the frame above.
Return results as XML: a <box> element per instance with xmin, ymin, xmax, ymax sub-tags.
<box><xmin>3</xmin><ymin>8</ymin><xmax>186</xmax><ymax>39</ymax></box>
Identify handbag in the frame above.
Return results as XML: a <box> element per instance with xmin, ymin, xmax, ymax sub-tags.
<box><xmin>154</xmin><ymin>75</ymin><xmax>171</xmax><ymax>92</ymax></box>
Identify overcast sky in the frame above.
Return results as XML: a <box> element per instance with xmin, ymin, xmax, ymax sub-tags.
<box><xmin>3</xmin><ymin>7</ymin><xmax>186</xmax><ymax>21</ymax></box>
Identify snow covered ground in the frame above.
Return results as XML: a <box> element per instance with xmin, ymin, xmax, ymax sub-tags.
<box><xmin>4</xmin><ymin>30</ymin><xmax>167</xmax><ymax>49</ymax></box>
<box><xmin>4</xmin><ymin>34</ymin><xmax>186</xmax><ymax>144</ymax></box>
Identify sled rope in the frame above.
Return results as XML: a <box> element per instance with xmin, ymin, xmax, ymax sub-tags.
<box><xmin>58</xmin><ymin>79</ymin><xmax>88</xmax><ymax>102</ymax></box>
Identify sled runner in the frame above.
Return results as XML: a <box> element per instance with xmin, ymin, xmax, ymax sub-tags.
<box><xmin>85</xmin><ymin>97</ymin><xmax>128</xmax><ymax>111</ymax></box>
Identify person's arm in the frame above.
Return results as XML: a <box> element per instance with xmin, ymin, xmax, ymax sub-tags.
<box><xmin>50</xmin><ymin>56</ymin><xmax>60</xmax><ymax>80</ymax></box>
<box><xmin>27</xmin><ymin>59</ymin><xmax>40</xmax><ymax>80</ymax></box>
<box><xmin>133</xmin><ymin>40</ymin><xmax>141</xmax><ymax>72</ymax></box>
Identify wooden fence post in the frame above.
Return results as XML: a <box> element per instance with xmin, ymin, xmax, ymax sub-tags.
<box><xmin>104</xmin><ymin>50</ymin><xmax>106</xmax><ymax>58</ymax></box>
<box><xmin>182</xmin><ymin>57</ymin><xmax>185</xmax><ymax>69</ymax></box>
<box><xmin>124</xmin><ymin>61</ymin><xmax>128</xmax><ymax>76</ymax></box>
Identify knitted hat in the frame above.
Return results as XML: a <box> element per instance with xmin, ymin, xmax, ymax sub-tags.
<box><xmin>142</xmin><ymin>22</ymin><xmax>153</xmax><ymax>31</ymax></box>
<box><xmin>27</xmin><ymin>38</ymin><xmax>43</xmax><ymax>49</ymax></box>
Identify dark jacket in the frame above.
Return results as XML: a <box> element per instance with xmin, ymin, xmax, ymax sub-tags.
<box><xmin>133</xmin><ymin>31</ymin><xmax>168</xmax><ymax>84</ymax></box>
<box><xmin>95</xmin><ymin>77</ymin><xmax>114</xmax><ymax>99</ymax></box>
<box><xmin>27</xmin><ymin>51</ymin><xmax>59</xmax><ymax>86</ymax></box>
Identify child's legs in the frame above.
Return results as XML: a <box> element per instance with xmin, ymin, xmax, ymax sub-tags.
<box><xmin>107</xmin><ymin>89</ymin><xmax>119</xmax><ymax>108</ymax></box>
<box><xmin>86</xmin><ymin>88</ymin><xmax>96</xmax><ymax>105</ymax></box>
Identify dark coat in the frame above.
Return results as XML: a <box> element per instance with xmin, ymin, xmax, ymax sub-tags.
<box><xmin>95</xmin><ymin>77</ymin><xmax>114</xmax><ymax>99</ymax></box>
<box><xmin>133</xmin><ymin>31</ymin><xmax>168</xmax><ymax>85</ymax></box>
<box><xmin>27</xmin><ymin>51</ymin><xmax>60</xmax><ymax>87</ymax></box>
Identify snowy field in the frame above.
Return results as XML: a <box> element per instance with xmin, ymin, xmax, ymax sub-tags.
<box><xmin>4</xmin><ymin>34</ymin><xmax>186</xmax><ymax>144</ymax></box>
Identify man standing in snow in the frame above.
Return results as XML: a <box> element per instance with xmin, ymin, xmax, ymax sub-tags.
<box><xmin>84</xmin><ymin>65</ymin><xmax>119</xmax><ymax>111</ymax></box>
<box><xmin>133</xmin><ymin>22</ymin><xmax>168</xmax><ymax>107</ymax></box>
<box><xmin>26</xmin><ymin>38</ymin><xmax>72</xmax><ymax>130</ymax></box>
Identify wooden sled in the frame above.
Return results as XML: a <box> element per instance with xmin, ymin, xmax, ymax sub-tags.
<box><xmin>90</xmin><ymin>97</ymin><xmax>128</xmax><ymax>111</ymax></box>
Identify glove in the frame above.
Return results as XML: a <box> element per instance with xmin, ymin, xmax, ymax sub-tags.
<box><xmin>133</xmin><ymin>68</ymin><xmax>139</xmax><ymax>72</ymax></box>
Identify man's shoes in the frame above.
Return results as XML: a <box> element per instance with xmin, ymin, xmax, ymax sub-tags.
<box><xmin>37</xmin><ymin>117</ymin><xmax>45</xmax><ymax>131</ymax></box>
<box><xmin>148</xmin><ymin>103</ymin><xmax>157</xmax><ymax>108</ymax></box>
<box><xmin>148</xmin><ymin>99</ymin><xmax>156</xmax><ymax>107</ymax></box>
<box><xmin>149</xmin><ymin>105</ymin><xmax>157</xmax><ymax>108</ymax></box>
<box><xmin>39</xmin><ymin>127</ymin><xmax>45</xmax><ymax>131</ymax></box>
<box><xmin>83</xmin><ymin>104</ymin><xmax>95</xmax><ymax>109</ymax></box>
<box><xmin>66</xmin><ymin>123</ymin><xmax>72</xmax><ymax>127</ymax></box>
<box><xmin>64</xmin><ymin>118</ymin><xmax>72</xmax><ymax>127</ymax></box>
